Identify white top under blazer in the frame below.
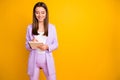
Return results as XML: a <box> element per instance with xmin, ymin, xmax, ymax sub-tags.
<box><xmin>34</xmin><ymin>32</ymin><xmax>47</xmax><ymax>54</ymax></box>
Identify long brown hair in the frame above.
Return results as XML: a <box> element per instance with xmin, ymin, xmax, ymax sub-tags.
<box><xmin>32</xmin><ymin>2</ymin><xmax>48</xmax><ymax>36</ymax></box>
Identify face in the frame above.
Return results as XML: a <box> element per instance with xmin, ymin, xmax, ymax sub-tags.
<box><xmin>35</xmin><ymin>7</ymin><xmax>46</xmax><ymax>22</ymax></box>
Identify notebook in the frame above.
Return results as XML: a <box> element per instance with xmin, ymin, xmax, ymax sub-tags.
<box><xmin>28</xmin><ymin>41</ymin><xmax>43</xmax><ymax>49</ymax></box>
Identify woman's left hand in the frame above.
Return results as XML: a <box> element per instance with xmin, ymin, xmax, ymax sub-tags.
<box><xmin>37</xmin><ymin>44</ymin><xmax>48</xmax><ymax>51</ymax></box>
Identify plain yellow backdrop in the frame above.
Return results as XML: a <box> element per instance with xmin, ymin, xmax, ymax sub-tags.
<box><xmin>0</xmin><ymin>0</ymin><xmax>120</xmax><ymax>80</ymax></box>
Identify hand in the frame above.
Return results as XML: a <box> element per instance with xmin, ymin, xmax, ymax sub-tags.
<box><xmin>37</xmin><ymin>44</ymin><xmax>48</xmax><ymax>51</ymax></box>
<box><xmin>31</xmin><ymin>38</ymin><xmax>38</xmax><ymax>42</ymax></box>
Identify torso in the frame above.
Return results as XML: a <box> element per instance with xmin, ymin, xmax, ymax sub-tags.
<box><xmin>34</xmin><ymin>32</ymin><xmax>48</xmax><ymax>54</ymax></box>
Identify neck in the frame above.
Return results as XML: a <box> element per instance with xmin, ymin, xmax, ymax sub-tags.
<box><xmin>38</xmin><ymin>21</ymin><xmax>44</xmax><ymax>32</ymax></box>
<box><xmin>39</xmin><ymin>21</ymin><xmax>44</xmax><ymax>27</ymax></box>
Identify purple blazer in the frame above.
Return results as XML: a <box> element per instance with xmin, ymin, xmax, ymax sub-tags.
<box><xmin>25</xmin><ymin>24</ymin><xmax>58</xmax><ymax>76</ymax></box>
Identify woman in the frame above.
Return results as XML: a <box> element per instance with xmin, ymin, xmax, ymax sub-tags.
<box><xmin>25</xmin><ymin>2</ymin><xmax>58</xmax><ymax>80</ymax></box>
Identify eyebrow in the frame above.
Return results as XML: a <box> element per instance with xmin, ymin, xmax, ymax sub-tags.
<box><xmin>35</xmin><ymin>10</ymin><xmax>45</xmax><ymax>12</ymax></box>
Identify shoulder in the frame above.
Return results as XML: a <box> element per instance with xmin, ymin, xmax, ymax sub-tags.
<box><xmin>48</xmin><ymin>23</ymin><xmax>56</xmax><ymax>30</ymax></box>
<box><xmin>27</xmin><ymin>24</ymin><xmax>32</xmax><ymax>31</ymax></box>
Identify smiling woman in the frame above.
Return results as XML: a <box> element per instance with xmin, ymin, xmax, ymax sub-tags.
<box><xmin>25</xmin><ymin>2</ymin><xmax>58</xmax><ymax>80</ymax></box>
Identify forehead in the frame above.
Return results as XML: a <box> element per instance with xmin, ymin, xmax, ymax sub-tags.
<box><xmin>35</xmin><ymin>7</ymin><xmax>46</xmax><ymax>12</ymax></box>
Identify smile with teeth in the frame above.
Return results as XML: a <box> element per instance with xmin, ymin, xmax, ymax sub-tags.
<box><xmin>38</xmin><ymin>16</ymin><xmax>43</xmax><ymax>19</ymax></box>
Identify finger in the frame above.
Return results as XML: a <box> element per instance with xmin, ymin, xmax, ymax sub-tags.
<box><xmin>39</xmin><ymin>43</ymin><xmax>44</xmax><ymax>45</ymax></box>
<box><xmin>35</xmin><ymin>39</ymin><xmax>38</xmax><ymax>42</ymax></box>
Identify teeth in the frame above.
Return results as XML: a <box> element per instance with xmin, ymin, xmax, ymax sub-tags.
<box><xmin>38</xmin><ymin>17</ymin><xmax>41</xmax><ymax>19</ymax></box>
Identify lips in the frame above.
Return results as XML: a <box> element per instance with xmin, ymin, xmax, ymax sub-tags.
<box><xmin>38</xmin><ymin>16</ymin><xmax>41</xmax><ymax>19</ymax></box>
<box><xmin>37</xmin><ymin>17</ymin><xmax>44</xmax><ymax>21</ymax></box>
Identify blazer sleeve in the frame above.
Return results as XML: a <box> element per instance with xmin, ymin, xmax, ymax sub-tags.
<box><xmin>25</xmin><ymin>25</ymin><xmax>32</xmax><ymax>51</ymax></box>
<box><xmin>47</xmin><ymin>25</ymin><xmax>58</xmax><ymax>53</ymax></box>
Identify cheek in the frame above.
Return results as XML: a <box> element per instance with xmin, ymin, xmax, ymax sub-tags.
<box><xmin>35</xmin><ymin>14</ymin><xmax>39</xmax><ymax>18</ymax></box>
<box><xmin>41</xmin><ymin>14</ymin><xmax>46</xmax><ymax>20</ymax></box>
<box><xmin>43</xmin><ymin>14</ymin><xmax>46</xmax><ymax>18</ymax></box>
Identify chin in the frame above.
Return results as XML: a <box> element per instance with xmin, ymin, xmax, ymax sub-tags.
<box><xmin>38</xmin><ymin>20</ymin><xmax>44</xmax><ymax>22</ymax></box>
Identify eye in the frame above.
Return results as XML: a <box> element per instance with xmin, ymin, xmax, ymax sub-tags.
<box><xmin>41</xmin><ymin>11</ymin><xmax>45</xmax><ymax>14</ymax></box>
<box><xmin>35</xmin><ymin>11</ymin><xmax>39</xmax><ymax>14</ymax></box>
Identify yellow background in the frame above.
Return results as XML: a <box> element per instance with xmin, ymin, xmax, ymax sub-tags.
<box><xmin>0</xmin><ymin>0</ymin><xmax>120</xmax><ymax>80</ymax></box>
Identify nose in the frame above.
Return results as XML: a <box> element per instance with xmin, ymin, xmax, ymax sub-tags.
<box><xmin>38</xmin><ymin>13</ymin><xmax>42</xmax><ymax>17</ymax></box>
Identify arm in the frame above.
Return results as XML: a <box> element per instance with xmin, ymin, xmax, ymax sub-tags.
<box><xmin>47</xmin><ymin>25</ymin><xmax>58</xmax><ymax>53</ymax></box>
<box><xmin>25</xmin><ymin>26</ymin><xmax>32</xmax><ymax>51</ymax></box>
